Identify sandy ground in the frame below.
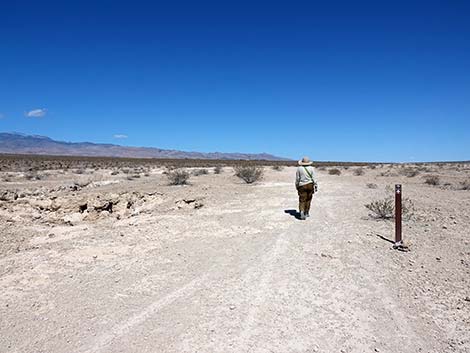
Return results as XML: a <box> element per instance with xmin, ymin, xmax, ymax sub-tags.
<box><xmin>0</xmin><ymin>164</ymin><xmax>469</xmax><ymax>353</ymax></box>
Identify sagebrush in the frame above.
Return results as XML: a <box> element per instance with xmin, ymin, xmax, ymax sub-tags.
<box><xmin>400</xmin><ymin>168</ymin><xmax>420</xmax><ymax>177</ymax></box>
<box><xmin>234</xmin><ymin>166</ymin><xmax>264</xmax><ymax>184</ymax></box>
<box><xmin>167</xmin><ymin>169</ymin><xmax>190</xmax><ymax>185</ymax></box>
<box><xmin>365</xmin><ymin>197</ymin><xmax>415</xmax><ymax>220</ymax></box>
<box><xmin>424</xmin><ymin>175</ymin><xmax>440</xmax><ymax>186</ymax></box>
<box><xmin>353</xmin><ymin>168</ymin><xmax>365</xmax><ymax>176</ymax></box>
<box><xmin>192</xmin><ymin>168</ymin><xmax>209</xmax><ymax>176</ymax></box>
<box><xmin>460</xmin><ymin>180</ymin><xmax>470</xmax><ymax>190</ymax></box>
<box><xmin>328</xmin><ymin>168</ymin><xmax>341</xmax><ymax>176</ymax></box>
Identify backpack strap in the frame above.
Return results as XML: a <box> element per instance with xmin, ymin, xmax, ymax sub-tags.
<box><xmin>303</xmin><ymin>166</ymin><xmax>314</xmax><ymax>182</ymax></box>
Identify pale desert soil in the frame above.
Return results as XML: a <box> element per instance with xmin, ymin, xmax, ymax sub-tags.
<box><xmin>0</xmin><ymin>164</ymin><xmax>469</xmax><ymax>353</ymax></box>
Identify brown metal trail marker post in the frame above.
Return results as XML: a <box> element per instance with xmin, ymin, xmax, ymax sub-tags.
<box><xmin>393</xmin><ymin>184</ymin><xmax>408</xmax><ymax>251</ymax></box>
<box><xmin>394</xmin><ymin>184</ymin><xmax>402</xmax><ymax>244</ymax></box>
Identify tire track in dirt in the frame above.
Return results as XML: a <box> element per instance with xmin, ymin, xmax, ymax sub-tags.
<box><xmin>81</xmin><ymin>271</ymin><xmax>213</xmax><ymax>353</ymax></box>
<box><xmin>235</xmin><ymin>233</ymin><xmax>290</xmax><ymax>352</ymax></box>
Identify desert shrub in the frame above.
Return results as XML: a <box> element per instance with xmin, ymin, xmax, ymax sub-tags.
<box><xmin>2</xmin><ymin>175</ymin><xmax>12</xmax><ymax>182</ymax></box>
<box><xmin>353</xmin><ymin>168</ymin><xmax>365</xmax><ymax>176</ymax></box>
<box><xmin>368</xmin><ymin>164</ymin><xmax>377</xmax><ymax>169</ymax></box>
<box><xmin>193</xmin><ymin>168</ymin><xmax>209</xmax><ymax>176</ymax></box>
<box><xmin>365</xmin><ymin>198</ymin><xmax>394</xmax><ymax>219</ymax></box>
<box><xmin>317</xmin><ymin>166</ymin><xmax>326</xmax><ymax>171</ymax></box>
<box><xmin>110</xmin><ymin>170</ymin><xmax>119</xmax><ymax>175</ymax></box>
<box><xmin>234</xmin><ymin>165</ymin><xmax>264</xmax><ymax>184</ymax></box>
<box><xmin>417</xmin><ymin>166</ymin><xmax>431</xmax><ymax>172</ymax></box>
<box><xmin>24</xmin><ymin>172</ymin><xmax>41</xmax><ymax>180</ymax></box>
<box><xmin>73</xmin><ymin>169</ymin><xmax>86</xmax><ymax>174</ymax></box>
<box><xmin>167</xmin><ymin>169</ymin><xmax>190</xmax><ymax>185</ymax></box>
<box><xmin>379</xmin><ymin>170</ymin><xmax>398</xmax><ymax>177</ymax></box>
<box><xmin>126</xmin><ymin>174</ymin><xmax>140</xmax><ymax>181</ymax></box>
<box><xmin>460</xmin><ymin>180</ymin><xmax>470</xmax><ymax>190</ymax></box>
<box><xmin>400</xmin><ymin>168</ymin><xmax>420</xmax><ymax>177</ymax></box>
<box><xmin>365</xmin><ymin>197</ymin><xmax>415</xmax><ymax>220</ymax></box>
<box><xmin>214</xmin><ymin>166</ymin><xmax>223</xmax><ymax>174</ymax></box>
<box><xmin>424</xmin><ymin>175</ymin><xmax>440</xmax><ymax>186</ymax></box>
<box><xmin>272</xmin><ymin>165</ymin><xmax>284</xmax><ymax>171</ymax></box>
<box><xmin>328</xmin><ymin>168</ymin><xmax>341</xmax><ymax>176</ymax></box>
<box><xmin>366</xmin><ymin>183</ymin><xmax>378</xmax><ymax>189</ymax></box>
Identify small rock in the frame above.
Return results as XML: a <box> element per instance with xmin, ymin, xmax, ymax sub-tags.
<box><xmin>229</xmin><ymin>305</ymin><xmax>236</xmax><ymax>310</ymax></box>
<box><xmin>442</xmin><ymin>225</ymin><xmax>448</xmax><ymax>229</ymax></box>
<box><xmin>436</xmin><ymin>257</ymin><xmax>441</xmax><ymax>261</ymax></box>
<box><xmin>464</xmin><ymin>297</ymin><xmax>470</xmax><ymax>302</ymax></box>
<box><xmin>63</xmin><ymin>212</ymin><xmax>84</xmax><ymax>226</ymax></box>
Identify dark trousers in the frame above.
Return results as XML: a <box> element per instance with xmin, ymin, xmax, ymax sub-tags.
<box><xmin>297</xmin><ymin>183</ymin><xmax>314</xmax><ymax>213</ymax></box>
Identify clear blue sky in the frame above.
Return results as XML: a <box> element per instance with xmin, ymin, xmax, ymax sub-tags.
<box><xmin>1</xmin><ymin>1</ymin><xmax>469</xmax><ymax>162</ymax></box>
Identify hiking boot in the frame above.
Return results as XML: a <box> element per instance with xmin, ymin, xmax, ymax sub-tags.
<box><xmin>305</xmin><ymin>211</ymin><xmax>310</xmax><ymax>217</ymax></box>
<box><xmin>300</xmin><ymin>211</ymin><xmax>306</xmax><ymax>220</ymax></box>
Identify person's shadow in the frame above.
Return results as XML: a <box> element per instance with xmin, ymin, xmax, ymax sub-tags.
<box><xmin>284</xmin><ymin>209</ymin><xmax>300</xmax><ymax>220</ymax></box>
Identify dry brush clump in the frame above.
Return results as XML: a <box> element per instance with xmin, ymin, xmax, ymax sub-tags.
<box><xmin>167</xmin><ymin>169</ymin><xmax>190</xmax><ymax>185</ymax></box>
<box><xmin>234</xmin><ymin>165</ymin><xmax>264</xmax><ymax>184</ymax></box>
<box><xmin>272</xmin><ymin>165</ymin><xmax>284</xmax><ymax>171</ymax></box>
<box><xmin>214</xmin><ymin>166</ymin><xmax>223</xmax><ymax>174</ymax></box>
<box><xmin>460</xmin><ymin>180</ymin><xmax>470</xmax><ymax>190</ymax></box>
<box><xmin>24</xmin><ymin>171</ymin><xmax>42</xmax><ymax>180</ymax></box>
<box><xmin>328</xmin><ymin>168</ymin><xmax>341</xmax><ymax>176</ymax></box>
<box><xmin>2</xmin><ymin>174</ymin><xmax>12</xmax><ymax>182</ymax></box>
<box><xmin>424</xmin><ymin>175</ymin><xmax>440</xmax><ymax>186</ymax></box>
<box><xmin>353</xmin><ymin>168</ymin><xmax>365</xmax><ymax>176</ymax></box>
<box><xmin>365</xmin><ymin>197</ymin><xmax>415</xmax><ymax>220</ymax></box>
<box><xmin>366</xmin><ymin>183</ymin><xmax>378</xmax><ymax>189</ymax></box>
<box><xmin>400</xmin><ymin>167</ymin><xmax>420</xmax><ymax>178</ymax></box>
<box><xmin>73</xmin><ymin>168</ymin><xmax>86</xmax><ymax>175</ymax></box>
<box><xmin>192</xmin><ymin>168</ymin><xmax>209</xmax><ymax>176</ymax></box>
<box><xmin>127</xmin><ymin>174</ymin><xmax>141</xmax><ymax>180</ymax></box>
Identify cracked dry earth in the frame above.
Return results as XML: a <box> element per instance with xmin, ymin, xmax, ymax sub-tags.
<box><xmin>1</xmin><ymin>166</ymin><xmax>469</xmax><ymax>353</ymax></box>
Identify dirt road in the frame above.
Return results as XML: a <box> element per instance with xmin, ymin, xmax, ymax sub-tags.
<box><xmin>1</xmin><ymin>167</ymin><xmax>469</xmax><ymax>352</ymax></box>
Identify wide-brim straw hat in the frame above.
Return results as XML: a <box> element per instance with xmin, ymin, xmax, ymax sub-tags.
<box><xmin>298</xmin><ymin>156</ymin><xmax>313</xmax><ymax>166</ymax></box>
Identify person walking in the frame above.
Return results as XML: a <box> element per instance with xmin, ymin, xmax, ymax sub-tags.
<box><xmin>295</xmin><ymin>156</ymin><xmax>317</xmax><ymax>220</ymax></box>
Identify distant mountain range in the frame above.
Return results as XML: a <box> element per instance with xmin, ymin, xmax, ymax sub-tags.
<box><xmin>0</xmin><ymin>133</ymin><xmax>290</xmax><ymax>161</ymax></box>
